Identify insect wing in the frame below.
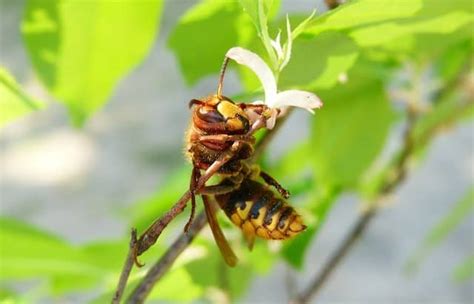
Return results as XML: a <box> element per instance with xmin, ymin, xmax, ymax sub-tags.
<box><xmin>203</xmin><ymin>196</ymin><xmax>238</xmax><ymax>267</ymax></box>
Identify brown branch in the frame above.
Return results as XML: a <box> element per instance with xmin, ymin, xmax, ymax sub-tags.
<box><xmin>111</xmin><ymin>168</ymin><xmax>219</xmax><ymax>303</ymax></box>
<box><xmin>293</xmin><ymin>71</ymin><xmax>473</xmax><ymax>303</ymax></box>
<box><xmin>128</xmin><ymin>212</ymin><xmax>208</xmax><ymax>303</ymax></box>
<box><xmin>294</xmin><ymin>208</ymin><xmax>376</xmax><ymax>304</ymax></box>
<box><xmin>112</xmin><ymin>229</ymin><xmax>138</xmax><ymax>304</ymax></box>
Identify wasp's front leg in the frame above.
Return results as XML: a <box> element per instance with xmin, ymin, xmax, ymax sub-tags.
<box><xmin>197</xmin><ymin>180</ymin><xmax>240</xmax><ymax>196</ymax></box>
<box><xmin>184</xmin><ymin>166</ymin><xmax>201</xmax><ymax>232</ymax></box>
<box><xmin>191</xmin><ymin>134</ymin><xmax>256</xmax><ymax>144</ymax></box>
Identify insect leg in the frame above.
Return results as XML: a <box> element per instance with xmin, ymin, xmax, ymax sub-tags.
<box><xmin>184</xmin><ymin>166</ymin><xmax>200</xmax><ymax>232</ymax></box>
<box><xmin>192</xmin><ymin>134</ymin><xmax>255</xmax><ymax>144</ymax></box>
<box><xmin>196</xmin><ymin>116</ymin><xmax>266</xmax><ymax>189</ymax></box>
<box><xmin>198</xmin><ymin>183</ymin><xmax>239</xmax><ymax>195</ymax></box>
<box><xmin>195</xmin><ymin>141</ymin><xmax>243</xmax><ymax>190</ymax></box>
<box><xmin>260</xmin><ymin>171</ymin><xmax>290</xmax><ymax>199</ymax></box>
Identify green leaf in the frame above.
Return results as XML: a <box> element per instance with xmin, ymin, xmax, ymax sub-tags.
<box><xmin>92</xmin><ymin>261</ymin><xmax>201</xmax><ymax>302</ymax></box>
<box><xmin>129</xmin><ymin>165</ymin><xmax>191</xmax><ymax>232</ymax></box>
<box><xmin>270</xmin><ymin>142</ymin><xmax>311</xmax><ymax>180</ymax></box>
<box><xmin>168</xmin><ymin>0</ymin><xmax>254</xmax><ymax>85</ymax></box>
<box><xmin>0</xmin><ymin>217</ymin><xmax>117</xmax><ymax>296</ymax></box>
<box><xmin>279</xmin><ymin>32</ymin><xmax>359</xmax><ymax>90</ymax></box>
<box><xmin>21</xmin><ymin>0</ymin><xmax>164</xmax><ymax>125</ymax></box>
<box><xmin>304</xmin><ymin>0</ymin><xmax>473</xmax><ymax>52</ymax></box>
<box><xmin>413</xmin><ymin>90</ymin><xmax>474</xmax><ymax>144</ymax></box>
<box><xmin>282</xmin><ymin>227</ymin><xmax>316</xmax><ymax>269</ymax></box>
<box><xmin>435</xmin><ymin>38</ymin><xmax>473</xmax><ymax>82</ymax></box>
<box><xmin>0</xmin><ymin>217</ymin><xmax>125</xmax><ymax>296</ymax></box>
<box><xmin>304</xmin><ymin>0</ymin><xmax>423</xmax><ymax>36</ymax></box>
<box><xmin>185</xmin><ymin>238</ymin><xmax>255</xmax><ymax>300</ymax></box>
<box><xmin>0</xmin><ymin>67</ymin><xmax>44</xmax><ymax>127</ymax></box>
<box><xmin>311</xmin><ymin>62</ymin><xmax>398</xmax><ymax>188</ymax></box>
<box><xmin>281</xmin><ymin>187</ymin><xmax>340</xmax><ymax>269</ymax></box>
<box><xmin>0</xmin><ymin>217</ymin><xmax>80</xmax><ymax>279</ymax></box>
<box><xmin>350</xmin><ymin>10</ymin><xmax>473</xmax><ymax>48</ymax></box>
<box><xmin>453</xmin><ymin>255</ymin><xmax>474</xmax><ymax>282</ymax></box>
<box><xmin>406</xmin><ymin>187</ymin><xmax>474</xmax><ymax>272</ymax></box>
<box><xmin>239</xmin><ymin>0</ymin><xmax>280</xmax><ymax>34</ymax></box>
<box><xmin>148</xmin><ymin>267</ymin><xmax>203</xmax><ymax>301</ymax></box>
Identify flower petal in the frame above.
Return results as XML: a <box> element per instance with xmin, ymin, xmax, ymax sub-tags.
<box><xmin>273</xmin><ymin>90</ymin><xmax>323</xmax><ymax>113</ymax></box>
<box><xmin>265</xmin><ymin>108</ymin><xmax>279</xmax><ymax>129</ymax></box>
<box><xmin>226</xmin><ymin>47</ymin><xmax>277</xmax><ymax>104</ymax></box>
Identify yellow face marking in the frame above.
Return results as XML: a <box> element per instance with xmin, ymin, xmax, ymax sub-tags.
<box><xmin>236</xmin><ymin>201</ymin><xmax>252</xmax><ymax>221</ymax></box>
<box><xmin>217</xmin><ymin>100</ymin><xmax>247</xmax><ymax>131</ymax></box>
<box><xmin>242</xmin><ymin>221</ymin><xmax>255</xmax><ymax>236</ymax></box>
<box><xmin>206</xmin><ymin>95</ymin><xmax>221</xmax><ymax>106</ymax></box>
<box><xmin>226</xmin><ymin>117</ymin><xmax>244</xmax><ymax>131</ymax></box>
<box><xmin>217</xmin><ymin>100</ymin><xmax>245</xmax><ymax>119</ymax></box>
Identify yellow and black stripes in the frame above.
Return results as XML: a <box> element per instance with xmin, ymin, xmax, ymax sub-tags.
<box><xmin>215</xmin><ymin>179</ymin><xmax>306</xmax><ymax>240</ymax></box>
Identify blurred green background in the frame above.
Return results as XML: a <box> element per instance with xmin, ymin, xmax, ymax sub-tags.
<box><xmin>0</xmin><ymin>0</ymin><xmax>473</xmax><ymax>303</ymax></box>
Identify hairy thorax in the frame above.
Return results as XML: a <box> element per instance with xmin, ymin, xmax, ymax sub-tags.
<box><xmin>186</xmin><ymin>95</ymin><xmax>254</xmax><ymax>176</ymax></box>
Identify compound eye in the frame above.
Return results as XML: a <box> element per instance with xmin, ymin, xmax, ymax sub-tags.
<box><xmin>197</xmin><ymin>107</ymin><xmax>225</xmax><ymax>123</ymax></box>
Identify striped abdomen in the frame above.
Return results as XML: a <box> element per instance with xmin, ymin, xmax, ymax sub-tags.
<box><xmin>215</xmin><ymin>179</ymin><xmax>306</xmax><ymax>240</ymax></box>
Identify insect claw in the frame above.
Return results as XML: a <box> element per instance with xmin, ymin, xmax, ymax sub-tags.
<box><xmin>132</xmin><ymin>244</ymin><xmax>145</xmax><ymax>267</ymax></box>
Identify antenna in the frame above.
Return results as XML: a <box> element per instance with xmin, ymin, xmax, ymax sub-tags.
<box><xmin>216</xmin><ymin>57</ymin><xmax>230</xmax><ymax>98</ymax></box>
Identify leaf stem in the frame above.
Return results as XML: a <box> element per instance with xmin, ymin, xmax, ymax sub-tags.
<box><xmin>258</xmin><ymin>0</ymin><xmax>278</xmax><ymax>73</ymax></box>
<box><xmin>111</xmin><ymin>228</ymin><xmax>138</xmax><ymax>304</ymax></box>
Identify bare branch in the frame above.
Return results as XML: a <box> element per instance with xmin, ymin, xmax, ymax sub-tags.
<box><xmin>127</xmin><ymin>212</ymin><xmax>208</xmax><ymax>303</ymax></box>
<box><xmin>111</xmin><ymin>228</ymin><xmax>138</xmax><ymax>304</ymax></box>
<box><xmin>293</xmin><ymin>99</ymin><xmax>421</xmax><ymax>303</ymax></box>
<box><xmin>294</xmin><ymin>208</ymin><xmax>376</xmax><ymax>304</ymax></box>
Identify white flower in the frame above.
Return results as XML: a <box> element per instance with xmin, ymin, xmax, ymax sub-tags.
<box><xmin>225</xmin><ymin>47</ymin><xmax>322</xmax><ymax>129</ymax></box>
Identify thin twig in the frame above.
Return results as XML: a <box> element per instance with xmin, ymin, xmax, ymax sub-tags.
<box><xmin>294</xmin><ymin>208</ymin><xmax>376</xmax><ymax>303</ymax></box>
<box><xmin>293</xmin><ymin>73</ymin><xmax>472</xmax><ymax>303</ymax></box>
<box><xmin>126</xmin><ymin>111</ymin><xmax>294</xmax><ymax>303</ymax></box>
<box><xmin>112</xmin><ymin>229</ymin><xmax>138</xmax><ymax>304</ymax></box>
<box><xmin>128</xmin><ymin>212</ymin><xmax>208</xmax><ymax>303</ymax></box>
<box><xmin>136</xmin><ymin>191</ymin><xmax>192</xmax><ymax>256</ymax></box>
<box><xmin>294</xmin><ymin>106</ymin><xmax>417</xmax><ymax>304</ymax></box>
